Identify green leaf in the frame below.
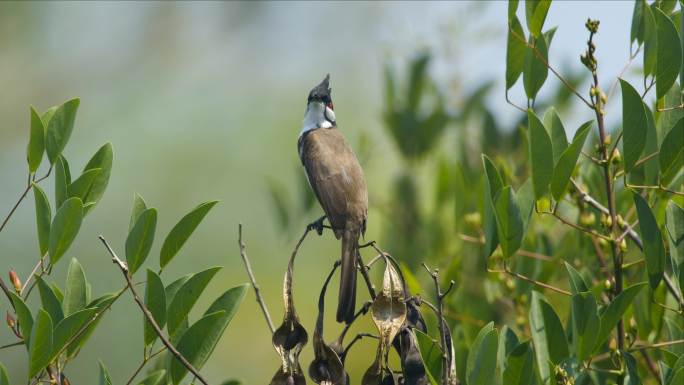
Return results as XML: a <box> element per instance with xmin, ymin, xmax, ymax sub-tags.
<box><xmin>644</xmin><ymin>4</ymin><xmax>658</xmax><ymax>77</ymax></box>
<box><xmin>28</xmin><ymin>106</ymin><xmax>45</xmax><ymax>173</ymax></box>
<box><xmin>498</xmin><ymin>325</ymin><xmax>519</xmax><ymax>377</ymax></box>
<box><xmin>483</xmin><ymin>155</ymin><xmax>504</xmax><ymax>257</ymax></box>
<box><xmin>503</xmin><ymin>342</ymin><xmax>536</xmax><ymax>385</ymax></box>
<box><xmin>655</xmin><ymin>7</ymin><xmax>682</xmax><ymax>99</ymax></box>
<box><xmin>415</xmin><ymin>329</ymin><xmax>442</xmax><ymax>384</ymax></box>
<box><xmin>525</xmin><ymin>0</ymin><xmax>552</xmax><ymax>38</ymax></box>
<box><xmin>170</xmin><ymin>312</ymin><xmax>225</xmax><ymax>384</ymax></box>
<box><xmin>543</xmin><ymin>107</ymin><xmax>568</xmax><ymax>165</ymax></box>
<box><xmin>529</xmin><ymin>291</ymin><xmax>568</xmax><ymax>383</ymax></box>
<box><xmin>564</xmin><ymin>262</ymin><xmax>589</xmax><ymax>294</ymax></box>
<box><xmin>36</xmin><ymin>277</ymin><xmax>64</xmax><ymax>324</ymax></box>
<box><xmin>515</xmin><ymin>178</ymin><xmax>535</xmax><ymax>235</ymax></box>
<box><xmin>51</xmin><ymin>308</ymin><xmax>97</xmax><ymax>360</ymax></box>
<box><xmin>144</xmin><ymin>269</ymin><xmax>167</xmax><ymax>346</ymax></box>
<box><xmin>631</xmin><ymin>0</ymin><xmax>647</xmax><ymax>44</ymax></box>
<box><xmin>669</xmin><ymin>368</ymin><xmax>684</xmax><ymax>385</ymax></box>
<box><xmin>634</xmin><ymin>193</ymin><xmax>666</xmax><ymax>288</ymax></box>
<box><xmin>623</xmin><ymin>351</ymin><xmax>641</xmax><ymax>385</ymax></box>
<box><xmin>594</xmin><ymin>282</ymin><xmax>647</xmax><ymax>352</ymax></box>
<box><xmin>126</xmin><ymin>208</ymin><xmax>158</xmax><ymax>275</ymax></box>
<box><xmin>620</xmin><ymin>79</ymin><xmax>648</xmax><ymax>172</ymax></box>
<box><xmin>82</xmin><ymin>143</ymin><xmax>113</xmax><ymax>213</ymax></box>
<box><xmin>9</xmin><ymin>292</ymin><xmax>33</xmax><ymax>347</ymax></box>
<box><xmin>160</xmin><ymin>201</ymin><xmax>218</xmax><ymax>268</ymax></box>
<box><xmin>508</xmin><ymin>0</ymin><xmax>519</xmax><ymax>20</ymax></box>
<box><xmin>129</xmin><ymin>193</ymin><xmax>148</xmax><ymax>232</ymax></box>
<box><xmin>33</xmin><ymin>184</ymin><xmax>51</xmax><ymax>256</ymax></box>
<box><xmin>99</xmin><ymin>360</ymin><xmax>113</xmax><ymax>385</ymax></box>
<box><xmin>166</xmin><ymin>266</ymin><xmax>222</xmax><ymax>337</ymax></box>
<box><xmin>48</xmin><ymin>197</ymin><xmax>83</xmax><ymax>266</ymax></box>
<box><xmin>67</xmin><ymin>168</ymin><xmax>101</xmax><ymax>203</ymax></box>
<box><xmin>466</xmin><ymin>322</ymin><xmax>498</xmax><ymax>385</ymax></box>
<box><xmin>571</xmin><ymin>292</ymin><xmax>600</xmax><ymax>360</ymax></box>
<box><xmin>660</xmin><ymin>118</ymin><xmax>684</xmax><ymax>185</ymax></box>
<box><xmin>64</xmin><ymin>258</ymin><xmax>87</xmax><ymax>316</ymax></box>
<box><xmin>136</xmin><ymin>370</ymin><xmax>166</xmax><ymax>385</ymax></box>
<box><xmin>506</xmin><ymin>15</ymin><xmax>527</xmax><ymax>90</ymax></box>
<box><xmin>0</xmin><ymin>363</ymin><xmax>9</xmax><ymax>385</ymax></box>
<box><xmin>66</xmin><ymin>294</ymin><xmax>117</xmax><ymax>357</ymax></box>
<box><xmin>666</xmin><ymin>201</ymin><xmax>684</xmax><ymax>267</ymax></box>
<box><xmin>54</xmin><ymin>156</ymin><xmax>70</xmax><ymax>209</ymax></box>
<box><xmin>28</xmin><ymin>309</ymin><xmax>53</xmax><ymax>379</ymax></box>
<box><xmin>523</xmin><ymin>35</ymin><xmax>549</xmax><ymax>100</ymax></box>
<box><xmin>550</xmin><ymin>120</ymin><xmax>592</xmax><ymax>200</ymax></box>
<box><xmin>45</xmin><ymin>98</ymin><xmax>80</xmax><ymax>164</ymax></box>
<box><xmin>528</xmin><ymin>110</ymin><xmax>553</xmax><ymax>198</ymax></box>
<box><xmin>494</xmin><ymin>186</ymin><xmax>524</xmax><ymax>258</ymax></box>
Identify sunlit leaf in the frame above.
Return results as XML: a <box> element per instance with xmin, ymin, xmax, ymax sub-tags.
<box><xmin>415</xmin><ymin>329</ymin><xmax>441</xmax><ymax>384</ymax></box>
<box><xmin>126</xmin><ymin>208</ymin><xmax>157</xmax><ymax>275</ymax></box>
<box><xmin>99</xmin><ymin>360</ymin><xmax>113</xmax><ymax>385</ymax></box>
<box><xmin>506</xmin><ymin>15</ymin><xmax>526</xmax><ymax>90</ymax></box>
<box><xmin>82</xmin><ymin>143</ymin><xmax>113</xmax><ymax>213</ymax></box>
<box><xmin>525</xmin><ymin>0</ymin><xmax>552</xmax><ymax>38</ymax></box>
<box><xmin>523</xmin><ymin>34</ymin><xmax>548</xmax><ymax>100</ymax></box>
<box><xmin>571</xmin><ymin>292</ymin><xmax>600</xmax><ymax>360</ymax></box>
<box><xmin>159</xmin><ymin>201</ymin><xmax>218</xmax><ymax>268</ymax></box>
<box><xmin>27</xmin><ymin>106</ymin><xmax>45</xmax><ymax>173</ymax></box>
<box><xmin>48</xmin><ymin>197</ymin><xmax>83</xmax><ymax>266</ymax></box>
<box><xmin>64</xmin><ymin>258</ymin><xmax>87</xmax><ymax>316</ymax></box>
<box><xmin>564</xmin><ymin>261</ymin><xmax>589</xmax><ymax>294</ymax></box>
<box><xmin>67</xmin><ymin>168</ymin><xmax>101</xmax><ymax>204</ymax></box>
<box><xmin>466</xmin><ymin>322</ymin><xmax>498</xmax><ymax>385</ymax></box>
<box><xmin>494</xmin><ymin>186</ymin><xmax>524</xmax><ymax>258</ymax></box>
<box><xmin>542</xmin><ymin>107</ymin><xmax>568</xmax><ymax>165</ymax></box>
<box><xmin>54</xmin><ymin>155</ymin><xmax>70</xmax><ymax>209</ymax></box>
<box><xmin>129</xmin><ymin>193</ymin><xmax>148</xmax><ymax>232</ymax></box>
<box><xmin>483</xmin><ymin>155</ymin><xmax>504</xmax><ymax>257</ymax></box>
<box><xmin>644</xmin><ymin>4</ymin><xmax>658</xmax><ymax>77</ymax></box>
<box><xmin>503</xmin><ymin>342</ymin><xmax>536</xmax><ymax>385</ymax></box>
<box><xmin>594</xmin><ymin>282</ymin><xmax>647</xmax><ymax>352</ymax></box>
<box><xmin>45</xmin><ymin>98</ymin><xmax>80</xmax><ymax>164</ymax></box>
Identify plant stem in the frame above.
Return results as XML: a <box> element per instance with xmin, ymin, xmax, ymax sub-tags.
<box><xmin>237</xmin><ymin>224</ymin><xmax>275</xmax><ymax>334</ymax></box>
<box><xmin>98</xmin><ymin>236</ymin><xmax>210</xmax><ymax>385</ymax></box>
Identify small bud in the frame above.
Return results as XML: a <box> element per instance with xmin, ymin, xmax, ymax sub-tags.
<box><xmin>505</xmin><ymin>279</ymin><xmax>515</xmax><ymax>290</ymax></box>
<box><xmin>600</xmin><ymin>214</ymin><xmax>612</xmax><ymax>228</ymax></box>
<box><xmin>611</xmin><ymin>148</ymin><xmax>621</xmax><ymax>164</ymax></box>
<box><xmin>604</xmin><ymin>279</ymin><xmax>613</xmax><ymax>291</ymax></box>
<box><xmin>603</xmin><ymin>134</ymin><xmax>611</xmax><ymax>146</ymax></box>
<box><xmin>464</xmin><ymin>212</ymin><xmax>482</xmax><ymax>228</ymax></box>
<box><xmin>590</xmin><ymin>87</ymin><xmax>597</xmax><ymax>96</ymax></box>
<box><xmin>629</xmin><ymin>317</ymin><xmax>637</xmax><ymax>330</ymax></box>
<box><xmin>516</xmin><ymin>315</ymin><xmax>526</xmax><ymax>326</ymax></box>
<box><xmin>598</xmin><ymin>238</ymin><xmax>609</xmax><ymax>248</ymax></box>
<box><xmin>6</xmin><ymin>312</ymin><xmax>15</xmax><ymax>329</ymax></box>
<box><xmin>600</xmin><ymin>91</ymin><xmax>607</xmax><ymax>104</ymax></box>
<box><xmin>620</xmin><ymin>239</ymin><xmax>627</xmax><ymax>252</ymax></box>
<box><xmin>580</xmin><ymin>212</ymin><xmax>596</xmax><ymax>227</ymax></box>
<box><xmin>9</xmin><ymin>270</ymin><xmax>21</xmax><ymax>293</ymax></box>
<box><xmin>617</xmin><ymin>215</ymin><xmax>626</xmax><ymax>228</ymax></box>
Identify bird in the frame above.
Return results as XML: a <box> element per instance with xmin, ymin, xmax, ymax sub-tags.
<box><xmin>297</xmin><ymin>74</ymin><xmax>368</xmax><ymax>323</ymax></box>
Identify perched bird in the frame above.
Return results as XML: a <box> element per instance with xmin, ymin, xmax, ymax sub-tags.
<box><xmin>298</xmin><ymin>74</ymin><xmax>368</xmax><ymax>323</ymax></box>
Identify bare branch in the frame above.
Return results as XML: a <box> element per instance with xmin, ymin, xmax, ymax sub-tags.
<box><xmin>238</xmin><ymin>224</ymin><xmax>275</xmax><ymax>334</ymax></box>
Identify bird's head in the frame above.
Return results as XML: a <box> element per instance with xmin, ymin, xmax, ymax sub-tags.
<box><xmin>302</xmin><ymin>74</ymin><xmax>336</xmax><ymax>132</ymax></box>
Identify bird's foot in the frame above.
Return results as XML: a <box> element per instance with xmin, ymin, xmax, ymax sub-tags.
<box><xmin>307</xmin><ymin>215</ymin><xmax>327</xmax><ymax>236</ymax></box>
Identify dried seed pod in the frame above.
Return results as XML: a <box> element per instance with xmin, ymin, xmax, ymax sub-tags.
<box><xmin>371</xmin><ymin>259</ymin><xmax>407</xmax><ymax>353</ymax></box>
<box><xmin>271</xmin><ymin>250</ymin><xmax>308</xmax><ymax>383</ymax></box>
<box><xmin>309</xmin><ymin>263</ymin><xmax>345</xmax><ymax>385</ymax></box>
<box><xmin>9</xmin><ymin>270</ymin><xmax>21</xmax><ymax>292</ymax></box>
<box><xmin>271</xmin><ymin>364</ymin><xmax>307</xmax><ymax>385</ymax></box>
<box><xmin>397</xmin><ymin>329</ymin><xmax>429</xmax><ymax>385</ymax></box>
<box><xmin>361</xmin><ymin>348</ymin><xmax>383</xmax><ymax>385</ymax></box>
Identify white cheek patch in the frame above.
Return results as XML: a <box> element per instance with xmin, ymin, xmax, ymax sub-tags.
<box><xmin>300</xmin><ymin>102</ymin><xmax>333</xmax><ymax>136</ymax></box>
<box><xmin>325</xmin><ymin>106</ymin><xmax>336</xmax><ymax>123</ymax></box>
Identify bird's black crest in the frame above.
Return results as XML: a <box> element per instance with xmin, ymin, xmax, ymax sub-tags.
<box><xmin>308</xmin><ymin>74</ymin><xmax>332</xmax><ymax>103</ymax></box>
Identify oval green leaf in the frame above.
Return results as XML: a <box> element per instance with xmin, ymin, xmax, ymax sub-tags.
<box><xmin>655</xmin><ymin>7</ymin><xmax>682</xmax><ymax>99</ymax></box>
<box><xmin>523</xmin><ymin>35</ymin><xmax>549</xmax><ymax>100</ymax></box>
<box><xmin>506</xmin><ymin>15</ymin><xmax>526</xmax><ymax>90</ymax></box>
<box><xmin>525</xmin><ymin>0</ymin><xmax>552</xmax><ymax>38</ymax></box>
<box><xmin>99</xmin><ymin>360</ymin><xmax>113</xmax><ymax>385</ymax></box>
<box><xmin>9</xmin><ymin>292</ymin><xmax>33</xmax><ymax>347</ymax></box>
<box><xmin>27</xmin><ymin>106</ymin><xmax>45</xmax><ymax>173</ymax></box>
<box><xmin>51</xmin><ymin>308</ymin><xmax>97</xmax><ymax>361</ymax></box>
<box><xmin>660</xmin><ymin>117</ymin><xmax>684</xmax><ymax>185</ymax></box>
<box><xmin>620</xmin><ymin>79</ymin><xmax>648</xmax><ymax>172</ymax></box>
<box><xmin>54</xmin><ymin>155</ymin><xmax>70</xmax><ymax>209</ymax></box>
<box><xmin>550</xmin><ymin>120</ymin><xmax>592</xmax><ymax>200</ymax></box>
<box><xmin>144</xmin><ymin>269</ymin><xmax>167</xmax><ymax>346</ymax></box>
<box><xmin>28</xmin><ymin>309</ymin><xmax>53</xmax><ymax>379</ymax></box>
<box><xmin>666</xmin><ymin>201</ymin><xmax>684</xmax><ymax>267</ymax></box>
<box><xmin>126</xmin><ymin>208</ymin><xmax>158</xmax><ymax>275</ymax></box>
<box><xmin>67</xmin><ymin>168</ymin><xmax>101</xmax><ymax>204</ymax></box>
<box><xmin>571</xmin><ymin>292</ymin><xmax>600</xmax><ymax>360</ymax></box>
<box><xmin>634</xmin><ymin>193</ymin><xmax>666</xmax><ymax>288</ymax></box>
<box><xmin>48</xmin><ymin>197</ymin><xmax>83</xmax><ymax>266</ymax></box>
<box><xmin>594</xmin><ymin>282</ymin><xmax>647</xmax><ymax>352</ymax></box>
<box><xmin>166</xmin><ymin>266</ymin><xmax>222</xmax><ymax>337</ymax></box>
<box><xmin>33</xmin><ymin>184</ymin><xmax>51</xmax><ymax>256</ymax></box>
<box><xmin>466</xmin><ymin>322</ymin><xmax>498</xmax><ymax>385</ymax></box>
<box><xmin>36</xmin><ymin>277</ymin><xmax>64</xmax><ymax>324</ymax></box>
<box><xmin>483</xmin><ymin>155</ymin><xmax>504</xmax><ymax>257</ymax></box>
<box><xmin>64</xmin><ymin>258</ymin><xmax>87</xmax><ymax>316</ymax></box>
<box><xmin>494</xmin><ymin>186</ymin><xmax>524</xmax><ymax>258</ymax></box>
<box><xmin>82</xmin><ymin>143</ymin><xmax>113</xmax><ymax>213</ymax></box>
<box><xmin>529</xmin><ymin>291</ymin><xmax>568</xmax><ymax>383</ymax></box>
<box><xmin>528</xmin><ymin>110</ymin><xmax>553</xmax><ymax>198</ymax></box>
<box><xmin>503</xmin><ymin>342</ymin><xmax>535</xmax><ymax>385</ymax></box>
<box><xmin>45</xmin><ymin>98</ymin><xmax>80</xmax><ymax>164</ymax></box>
<box><xmin>129</xmin><ymin>193</ymin><xmax>148</xmax><ymax>232</ymax></box>
<box><xmin>160</xmin><ymin>201</ymin><xmax>218</xmax><ymax>268</ymax></box>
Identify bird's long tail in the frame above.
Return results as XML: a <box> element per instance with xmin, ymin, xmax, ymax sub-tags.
<box><xmin>337</xmin><ymin>225</ymin><xmax>359</xmax><ymax>323</ymax></box>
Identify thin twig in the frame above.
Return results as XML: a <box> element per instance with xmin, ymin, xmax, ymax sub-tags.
<box><xmin>487</xmin><ymin>265</ymin><xmax>571</xmax><ymax>296</ymax></box>
<box><xmin>342</xmin><ymin>333</ymin><xmax>378</xmax><ymax>359</ymax></box>
<box><xmin>630</xmin><ymin>339</ymin><xmax>684</xmax><ymax>350</ymax></box>
<box><xmin>656</xmin><ymin>103</ymin><xmax>684</xmax><ymax>111</ymax></box>
<box><xmin>98</xmin><ymin>236</ymin><xmax>210</xmax><ymax>385</ymax></box>
<box><xmin>0</xmin><ymin>340</ymin><xmax>23</xmax><ymax>349</ymax></box>
<box><xmin>125</xmin><ymin>348</ymin><xmax>165</xmax><ymax>385</ymax></box>
<box><xmin>422</xmin><ymin>263</ymin><xmax>456</xmax><ymax>383</ymax></box>
<box><xmin>0</xmin><ymin>167</ymin><xmax>52</xmax><ymax>234</ymax></box>
<box><xmin>626</xmin><ymin>183</ymin><xmax>684</xmax><ymax>197</ymax></box>
<box><xmin>459</xmin><ymin>233</ymin><xmax>554</xmax><ymax>261</ymax></box>
<box><xmin>237</xmin><ymin>224</ymin><xmax>275</xmax><ymax>334</ymax></box>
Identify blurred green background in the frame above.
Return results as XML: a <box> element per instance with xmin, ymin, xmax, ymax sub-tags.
<box><xmin>0</xmin><ymin>1</ymin><xmax>635</xmax><ymax>383</ymax></box>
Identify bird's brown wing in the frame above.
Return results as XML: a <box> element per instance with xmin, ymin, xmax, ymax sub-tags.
<box><xmin>299</xmin><ymin>127</ymin><xmax>368</xmax><ymax>239</ymax></box>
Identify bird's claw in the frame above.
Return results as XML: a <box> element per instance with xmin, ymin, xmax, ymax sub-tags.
<box><xmin>307</xmin><ymin>215</ymin><xmax>326</xmax><ymax>236</ymax></box>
